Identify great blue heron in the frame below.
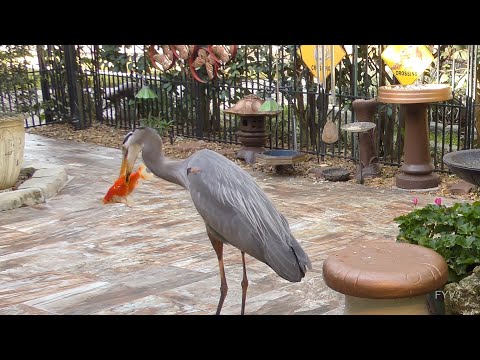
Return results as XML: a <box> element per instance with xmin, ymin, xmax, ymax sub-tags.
<box><xmin>121</xmin><ymin>126</ymin><xmax>312</xmax><ymax>315</ymax></box>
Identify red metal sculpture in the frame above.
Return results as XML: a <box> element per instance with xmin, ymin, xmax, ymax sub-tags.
<box><xmin>149</xmin><ymin>45</ymin><xmax>238</xmax><ymax>83</ymax></box>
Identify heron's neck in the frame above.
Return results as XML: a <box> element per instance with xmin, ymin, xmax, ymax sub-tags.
<box><xmin>141</xmin><ymin>132</ymin><xmax>188</xmax><ymax>189</ymax></box>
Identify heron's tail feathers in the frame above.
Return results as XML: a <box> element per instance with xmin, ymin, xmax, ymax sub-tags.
<box><xmin>290</xmin><ymin>240</ymin><xmax>312</xmax><ymax>275</ymax></box>
<box><xmin>266</xmin><ymin>236</ymin><xmax>312</xmax><ymax>283</ymax></box>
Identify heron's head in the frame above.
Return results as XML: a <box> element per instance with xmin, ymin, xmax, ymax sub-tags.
<box><xmin>120</xmin><ymin>127</ymin><xmax>147</xmax><ymax>182</ymax></box>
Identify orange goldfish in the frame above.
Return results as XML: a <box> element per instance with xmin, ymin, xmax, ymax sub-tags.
<box><xmin>103</xmin><ymin>164</ymin><xmax>153</xmax><ymax>204</ymax></box>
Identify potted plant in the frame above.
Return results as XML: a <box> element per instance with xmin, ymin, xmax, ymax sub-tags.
<box><xmin>394</xmin><ymin>198</ymin><xmax>480</xmax><ymax>314</ymax></box>
<box><xmin>0</xmin><ymin>112</ymin><xmax>25</xmax><ymax>190</ymax></box>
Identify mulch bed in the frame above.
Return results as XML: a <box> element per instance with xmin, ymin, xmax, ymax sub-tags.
<box><xmin>26</xmin><ymin>123</ymin><xmax>480</xmax><ymax>202</ymax></box>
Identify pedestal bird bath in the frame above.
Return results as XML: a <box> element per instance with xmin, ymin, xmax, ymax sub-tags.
<box><xmin>378</xmin><ymin>84</ymin><xmax>452</xmax><ymax>190</ymax></box>
<box><xmin>341</xmin><ymin>122</ymin><xmax>377</xmax><ymax>184</ymax></box>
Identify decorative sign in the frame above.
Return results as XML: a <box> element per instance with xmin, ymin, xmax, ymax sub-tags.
<box><xmin>298</xmin><ymin>45</ymin><xmax>346</xmax><ymax>82</ymax></box>
<box><xmin>381</xmin><ymin>45</ymin><xmax>434</xmax><ymax>85</ymax></box>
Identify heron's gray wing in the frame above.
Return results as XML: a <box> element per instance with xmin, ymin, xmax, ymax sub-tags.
<box><xmin>186</xmin><ymin>149</ymin><xmax>311</xmax><ymax>281</ymax></box>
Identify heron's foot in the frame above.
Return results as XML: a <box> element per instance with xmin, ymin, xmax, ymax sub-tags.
<box><xmin>215</xmin><ymin>282</ymin><xmax>228</xmax><ymax>315</ymax></box>
<box><xmin>240</xmin><ymin>251</ymin><xmax>249</xmax><ymax>315</ymax></box>
<box><xmin>241</xmin><ymin>278</ymin><xmax>248</xmax><ymax>315</ymax></box>
<box><xmin>208</xmin><ymin>231</ymin><xmax>228</xmax><ymax>315</ymax></box>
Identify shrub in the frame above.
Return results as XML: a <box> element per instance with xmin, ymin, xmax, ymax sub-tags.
<box><xmin>394</xmin><ymin>200</ymin><xmax>480</xmax><ymax>283</ymax></box>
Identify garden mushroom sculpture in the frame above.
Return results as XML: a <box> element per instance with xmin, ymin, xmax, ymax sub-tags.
<box><xmin>120</xmin><ymin>126</ymin><xmax>312</xmax><ymax>315</ymax></box>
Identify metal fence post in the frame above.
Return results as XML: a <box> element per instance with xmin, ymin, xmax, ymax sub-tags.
<box><xmin>195</xmin><ymin>82</ymin><xmax>206</xmax><ymax>138</ymax></box>
<box><xmin>92</xmin><ymin>45</ymin><xmax>104</xmax><ymax>123</ymax></box>
<box><xmin>36</xmin><ymin>45</ymin><xmax>53</xmax><ymax>124</ymax></box>
<box><xmin>64</xmin><ymin>45</ymin><xmax>82</xmax><ymax>129</ymax></box>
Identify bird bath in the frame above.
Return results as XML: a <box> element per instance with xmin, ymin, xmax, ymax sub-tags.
<box><xmin>378</xmin><ymin>84</ymin><xmax>452</xmax><ymax>190</ymax></box>
<box><xmin>256</xmin><ymin>149</ymin><xmax>308</xmax><ymax>171</ymax></box>
<box><xmin>341</xmin><ymin>122</ymin><xmax>376</xmax><ymax>184</ymax></box>
<box><xmin>352</xmin><ymin>98</ymin><xmax>381</xmax><ymax>180</ymax></box>
<box><xmin>443</xmin><ymin>149</ymin><xmax>480</xmax><ymax>186</ymax></box>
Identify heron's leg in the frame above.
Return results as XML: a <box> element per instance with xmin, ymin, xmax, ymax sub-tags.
<box><xmin>207</xmin><ymin>231</ymin><xmax>228</xmax><ymax>315</ymax></box>
<box><xmin>241</xmin><ymin>251</ymin><xmax>249</xmax><ymax>315</ymax></box>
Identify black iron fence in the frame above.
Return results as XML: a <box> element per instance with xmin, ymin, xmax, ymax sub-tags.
<box><xmin>0</xmin><ymin>45</ymin><xmax>478</xmax><ymax>172</ymax></box>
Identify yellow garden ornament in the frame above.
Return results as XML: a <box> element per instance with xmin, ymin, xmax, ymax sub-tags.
<box><xmin>298</xmin><ymin>45</ymin><xmax>346</xmax><ymax>83</ymax></box>
<box><xmin>381</xmin><ymin>45</ymin><xmax>434</xmax><ymax>85</ymax></box>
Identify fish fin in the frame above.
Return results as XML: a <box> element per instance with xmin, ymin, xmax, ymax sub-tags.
<box><xmin>141</xmin><ymin>172</ymin><xmax>154</xmax><ymax>181</ymax></box>
<box><xmin>139</xmin><ymin>164</ymin><xmax>154</xmax><ymax>180</ymax></box>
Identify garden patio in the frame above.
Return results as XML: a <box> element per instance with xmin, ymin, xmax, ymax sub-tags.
<box><xmin>0</xmin><ymin>133</ymin><xmax>455</xmax><ymax>315</ymax></box>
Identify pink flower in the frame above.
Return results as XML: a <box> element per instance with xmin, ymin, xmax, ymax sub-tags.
<box><xmin>434</xmin><ymin>198</ymin><xmax>442</xmax><ymax>206</ymax></box>
<box><xmin>413</xmin><ymin>197</ymin><xmax>418</xmax><ymax>206</ymax></box>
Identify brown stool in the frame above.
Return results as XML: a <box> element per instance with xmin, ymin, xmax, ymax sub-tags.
<box><xmin>323</xmin><ymin>242</ymin><xmax>448</xmax><ymax>315</ymax></box>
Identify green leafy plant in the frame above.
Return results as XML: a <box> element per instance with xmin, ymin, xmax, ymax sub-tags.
<box><xmin>0</xmin><ymin>45</ymin><xmax>37</xmax><ymax>114</ymax></box>
<box><xmin>139</xmin><ymin>110</ymin><xmax>174</xmax><ymax>137</ymax></box>
<box><xmin>394</xmin><ymin>199</ymin><xmax>480</xmax><ymax>283</ymax></box>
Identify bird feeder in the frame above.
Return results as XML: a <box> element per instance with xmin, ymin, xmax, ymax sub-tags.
<box><xmin>351</xmin><ymin>98</ymin><xmax>381</xmax><ymax>180</ymax></box>
<box><xmin>135</xmin><ymin>84</ymin><xmax>158</xmax><ymax>100</ymax></box>
<box><xmin>224</xmin><ymin>94</ymin><xmax>281</xmax><ymax>164</ymax></box>
<box><xmin>378</xmin><ymin>84</ymin><xmax>452</xmax><ymax>190</ymax></box>
<box><xmin>133</xmin><ymin>84</ymin><xmax>159</xmax><ymax>128</ymax></box>
<box><xmin>341</xmin><ymin>121</ymin><xmax>376</xmax><ymax>184</ymax></box>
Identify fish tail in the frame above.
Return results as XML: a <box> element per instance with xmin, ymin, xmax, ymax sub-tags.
<box><xmin>139</xmin><ymin>164</ymin><xmax>154</xmax><ymax>180</ymax></box>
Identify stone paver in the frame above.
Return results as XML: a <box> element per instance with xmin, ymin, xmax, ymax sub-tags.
<box><xmin>0</xmin><ymin>134</ymin><xmax>453</xmax><ymax>315</ymax></box>
<box><xmin>0</xmin><ymin>163</ymin><xmax>68</xmax><ymax>211</ymax></box>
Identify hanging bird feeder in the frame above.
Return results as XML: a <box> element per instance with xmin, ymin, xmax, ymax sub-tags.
<box><xmin>260</xmin><ymin>48</ymin><xmax>283</xmax><ymax>114</ymax></box>
<box><xmin>259</xmin><ymin>95</ymin><xmax>283</xmax><ymax>113</ymax></box>
<box><xmin>133</xmin><ymin>84</ymin><xmax>159</xmax><ymax>129</ymax></box>
<box><xmin>135</xmin><ymin>84</ymin><xmax>158</xmax><ymax>100</ymax></box>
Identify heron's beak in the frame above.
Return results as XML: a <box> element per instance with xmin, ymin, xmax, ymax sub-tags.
<box><xmin>121</xmin><ymin>151</ymin><xmax>134</xmax><ymax>183</ymax></box>
<box><xmin>119</xmin><ymin>149</ymin><xmax>128</xmax><ymax>178</ymax></box>
<box><xmin>120</xmin><ymin>151</ymin><xmax>130</xmax><ymax>183</ymax></box>
<box><xmin>120</xmin><ymin>145</ymin><xmax>141</xmax><ymax>183</ymax></box>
